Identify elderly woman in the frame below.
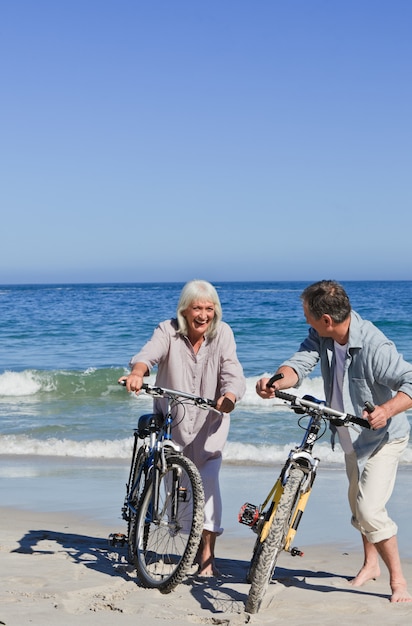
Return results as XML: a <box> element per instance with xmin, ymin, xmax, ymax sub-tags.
<box><xmin>120</xmin><ymin>279</ymin><xmax>246</xmax><ymax>577</ymax></box>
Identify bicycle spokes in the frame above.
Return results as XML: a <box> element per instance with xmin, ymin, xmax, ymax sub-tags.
<box><xmin>131</xmin><ymin>455</ymin><xmax>204</xmax><ymax>591</ymax></box>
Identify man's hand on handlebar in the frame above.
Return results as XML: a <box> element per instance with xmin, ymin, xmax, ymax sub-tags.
<box><xmin>362</xmin><ymin>403</ymin><xmax>389</xmax><ymax>430</ymax></box>
<box><xmin>255</xmin><ymin>377</ymin><xmax>276</xmax><ymax>399</ymax></box>
<box><xmin>256</xmin><ymin>368</ymin><xmax>298</xmax><ymax>399</ymax></box>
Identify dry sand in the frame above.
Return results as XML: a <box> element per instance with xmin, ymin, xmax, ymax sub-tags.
<box><xmin>1</xmin><ymin>505</ymin><xmax>412</xmax><ymax>626</ymax></box>
<box><xmin>1</xmin><ymin>462</ymin><xmax>412</xmax><ymax>625</ymax></box>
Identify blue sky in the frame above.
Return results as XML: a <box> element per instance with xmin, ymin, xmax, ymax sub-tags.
<box><xmin>1</xmin><ymin>0</ymin><xmax>411</xmax><ymax>284</ymax></box>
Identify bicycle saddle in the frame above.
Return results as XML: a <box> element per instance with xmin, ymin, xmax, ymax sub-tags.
<box><xmin>137</xmin><ymin>413</ymin><xmax>165</xmax><ymax>437</ymax></box>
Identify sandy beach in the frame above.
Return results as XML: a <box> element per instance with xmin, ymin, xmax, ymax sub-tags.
<box><xmin>1</xmin><ymin>463</ymin><xmax>412</xmax><ymax>625</ymax></box>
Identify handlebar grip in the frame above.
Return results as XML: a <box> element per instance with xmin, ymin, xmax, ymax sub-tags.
<box><xmin>267</xmin><ymin>372</ymin><xmax>284</xmax><ymax>389</ymax></box>
<box><xmin>117</xmin><ymin>379</ymin><xmax>150</xmax><ymax>392</ymax></box>
<box><xmin>364</xmin><ymin>401</ymin><xmax>375</xmax><ymax>414</ymax></box>
<box><xmin>349</xmin><ymin>416</ymin><xmax>371</xmax><ymax>429</ymax></box>
<box><xmin>275</xmin><ymin>390</ymin><xmax>297</xmax><ymax>403</ymax></box>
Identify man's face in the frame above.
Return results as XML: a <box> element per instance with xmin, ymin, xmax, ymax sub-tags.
<box><xmin>303</xmin><ymin>301</ymin><xmax>330</xmax><ymax>337</ymax></box>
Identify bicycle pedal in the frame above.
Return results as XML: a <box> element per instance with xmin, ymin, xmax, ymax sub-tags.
<box><xmin>108</xmin><ymin>532</ymin><xmax>127</xmax><ymax>547</ymax></box>
<box><xmin>238</xmin><ymin>502</ymin><xmax>260</xmax><ymax>527</ymax></box>
<box><xmin>290</xmin><ymin>547</ymin><xmax>304</xmax><ymax>557</ymax></box>
<box><xmin>178</xmin><ymin>487</ymin><xmax>188</xmax><ymax>501</ymax></box>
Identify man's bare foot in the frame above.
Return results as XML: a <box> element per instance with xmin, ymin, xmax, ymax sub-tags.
<box><xmin>390</xmin><ymin>581</ymin><xmax>412</xmax><ymax>603</ymax></box>
<box><xmin>350</xmin><ymin>563</ymin><xmax>381</xmax><ymax>586</ymax></box>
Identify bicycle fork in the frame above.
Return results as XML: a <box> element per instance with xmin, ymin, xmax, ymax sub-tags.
<box><xmin>150</xmin><ymin>453</ymin><xmax>187</xmax><ymax>532</ymax></box>
<box><xmin>239</xmin><ymin>456</ymin><xmax>319</xmax><ymax>557</ymax></box>
<box><xmin>283</xmin><ymin>487</ymin><xmax>312</xmax><ymax>556</ymax></box>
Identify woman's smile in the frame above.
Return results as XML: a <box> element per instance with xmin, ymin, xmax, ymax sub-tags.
<box><xmin>184</xmin><ymin>300</ymin><xmax>215</xmax><ymax>340</ymax></box>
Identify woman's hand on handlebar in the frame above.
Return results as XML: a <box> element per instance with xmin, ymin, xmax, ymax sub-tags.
<box><xmin>118</xmin><ymin>373</ymin><xmax>144</xmax><ymax>395</ymax></box>
<box><xmin>216</xmin><ymin>393</ymin><xmax>236</xmax><ymax>413</ymax></box>
<box><xmin>119</xmin><ymin>362</ymin><xmax>149</xmax><ymax>394</ymax></box>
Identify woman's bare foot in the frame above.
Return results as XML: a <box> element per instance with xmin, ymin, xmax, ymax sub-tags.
<box><xmin>196</xmin><ymin>529</ymin><xmax>220</xmax><ymax>577</ymax></box>
<box><xmin>197</xmin><ymin>561</ymin><xmax>221</xmax><ymax>577</ymax></box>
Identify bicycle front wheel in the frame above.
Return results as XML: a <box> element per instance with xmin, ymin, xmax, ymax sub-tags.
<box><xmin>245</xmin><ymin>467</ymin><xmax>305</xmax><ymax>614</ymax></box>
<box><xmin>131</xmin><ymin>453</ymin><xmax>205</xmax><ymax>593</ymax></box>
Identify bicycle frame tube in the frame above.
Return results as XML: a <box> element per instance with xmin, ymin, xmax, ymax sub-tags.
<box><xmin>298</xmin><ymin>415</ymin><xmax>322</xmax><ymax>452</ymax></box>
<box><xmin>163</xmin><ymin>398</ymin><xmax>173</xmax><ymax>441</ymax></box>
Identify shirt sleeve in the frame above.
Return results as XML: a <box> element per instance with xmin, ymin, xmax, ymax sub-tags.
<box><xmin>217</xmin><ymin>323</ymin><xmax>246</xmax><ymax>401</ymax></box>
<box><xmin>129</xmin><ymin>320</ymin><xmax>173</xmax><ymax>371</ymax></box>
<box><xmin>370</xmin><ymin>336</ymin><xmax>412</xmax><ymax>399</ymax></box>
<box><xmin>281</xmin><ymin>327</ymin><xmax>321</xmax><ymax>386</ymax></box>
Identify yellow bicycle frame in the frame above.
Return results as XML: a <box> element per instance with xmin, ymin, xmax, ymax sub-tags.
<box><xmin>258</xmin><ymin>473</ymin><xmax>312</xmax><ymax>549</ymax></box>
<box><xmin>284</xmin><ymin>488</ymin><xmax>311</xmax><ymax>551</ymax></box>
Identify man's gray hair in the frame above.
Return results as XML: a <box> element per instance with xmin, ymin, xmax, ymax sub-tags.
<box><xmin>301</xmin><ymin>280</ymin><xmax>351</xmax><ymax>323</ymax></box>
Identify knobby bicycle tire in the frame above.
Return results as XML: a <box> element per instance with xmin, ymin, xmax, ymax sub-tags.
<box><xmin>245</xmin><ymin>467</ymin><xmax>305</xmax><ymax>614</ymax></box>
<box><xmin>246</xmin><ymin>534</ymin><xmax>262</xmax><ymax>585</ymax></box>
<box><xmin>126</xmin><ymin>445</ymin><xmax>147</xmax><ymax>560</ymax></box>
<box><xmin>131</xmin><ymin>453</ymin><xmax>205</xmax><ymax>593</ymax></box>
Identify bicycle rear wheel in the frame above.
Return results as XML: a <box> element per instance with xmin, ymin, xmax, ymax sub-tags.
<box><xmin>131</xmin><ymin>453</ymin><xmax>205</xmax><ymax>593</ymax></box>
<box><xmin>245</xmin><ymin>467</ymin><xmax>305</xmax><ymax>614</ymax></box>
<box><xmin>125</xmin><ymin>445</ymin><xmax>147</xmax><ymax>559</ymax></box>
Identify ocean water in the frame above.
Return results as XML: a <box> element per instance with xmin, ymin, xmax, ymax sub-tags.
<box><xmin>1</xmin><ymin>281</ymin><xmax>412</xmax><ymax>471</ymax></box>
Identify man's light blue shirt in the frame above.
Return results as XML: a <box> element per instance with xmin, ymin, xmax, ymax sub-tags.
<box><xmin>282</xmin><ymin>311</ymin><xmax>412</xmax><ymax>459</ymax></box>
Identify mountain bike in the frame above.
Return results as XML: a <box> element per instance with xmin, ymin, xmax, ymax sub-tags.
<box><xmin>116</xmin><ymin>381</ymin><xmax>216</xmax><ymax>593</ymax></box>
<box><xmin>239</xmin><ymin>373</ymin><xmax>372</xmax><ymax>614</ymax></box>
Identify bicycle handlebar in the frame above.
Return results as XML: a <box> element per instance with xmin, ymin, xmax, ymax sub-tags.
<box><xmin>142</xmin><ymin>383</ymin><xmax>217</xmax><ymax>409</ymax></box>
<box><xmin>266</xmin><ymin>372</ymin><xmax>370</xmax><ymax>429</ymax></box>
<box><xmin>118</xmin><ymin>380</ymin><xmax>217</xmax><ymax>410</ymax></box>
<box><xmin>274</xmin><ymin>389</ymin><xmax>371</xmax><ymax>429</ymax></box>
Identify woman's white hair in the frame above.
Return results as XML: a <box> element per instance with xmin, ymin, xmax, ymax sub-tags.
<box><xmin>176</xmin><ymin>280</ymin><xmax>222</xmax><ymax>338</ymax></box>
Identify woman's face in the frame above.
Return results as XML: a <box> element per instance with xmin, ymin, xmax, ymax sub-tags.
<box><xmin>183</xmin><ymin>299</ymin><xmax>215</xmax><ymax>339</ymax></box>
